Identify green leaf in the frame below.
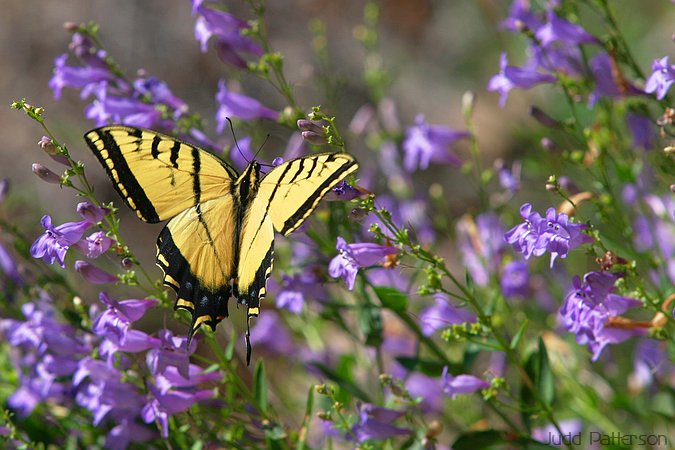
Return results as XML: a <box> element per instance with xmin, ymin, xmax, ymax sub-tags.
<box><xmin>452</xmin><ymin>430</ymin><xmax>504</xmax><ymax>449</ymax></box>
<box><xmin>536</xmin><ymin>338</ymin><xmax>554</xmax><ymax>407</ymax></box>
<box><xmin>521</xmin><ymin>338</ymin><xmax>555</xmax><ymax>429</ymax></box>
<box><xmin>254</xmin><ymin>360</ymin><xmax>268</xmax><ymax>414</ymax></box>
<box><xmin>295</xmin><ymin>387</ymin><xmax>315</xmax><ymax>450</ymax></box>
<box><xmin>395</xmin><ymin>356</ymin><xmax>450</xmax><ymax>376</ymax></box>
<box><xmin>374</xmin><ymin>286</ymin><xmax>408</xmax><ymax>311</ymax></box>
<box><xmin>358</xmin><ymin>304</ymin><xmax>383</xmax><ymax>347</ymax></box>
<box><xmin>510</xmin><ymin>319</ymin><xmax>529</xmax><ymax>349</ymax></box>
<box><xmin>224</xmin><ymin>328</ymin><xmax>236</xmax><ymax>361</ymax></box>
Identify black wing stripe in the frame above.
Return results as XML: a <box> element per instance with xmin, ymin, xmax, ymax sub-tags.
<box><xmin>151</xmin><ymin>134</ymin><xmax>161</xmax><ymax>159</ymax></box>
<box><xmin>280</xmin><ymin>158</ymin><xmax>357</xmax><ymax>234</ymax></box>
<box><xmin>87</xmin><ymin>129</ymin><xmax>160</xmax><ymax>223</ymax></box>
<box><xmin>169</xmin><ymin>141</ymin><xmax>180</xmax><ymax>168</ymax></box>
<box><xmin>261</xmin><ymin>160</ymin><xmax>295</xmax><ymax>213</ymax></box>
<box><xmin>191</xmin><ymin>147</ymin><xmax>201</xmax><ymax>204</ymax></box>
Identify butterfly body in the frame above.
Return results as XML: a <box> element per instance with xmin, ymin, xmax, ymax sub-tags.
<box><xmin>84</xmin><ymin>126</ymin><xmax>358</xmax><ymax>362</ymax></box>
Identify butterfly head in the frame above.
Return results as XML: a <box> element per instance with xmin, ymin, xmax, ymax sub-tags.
<box><xmin>236</xmin><ymin>161</ymin><xmax>261</xmax><ymax>205</ymax></box>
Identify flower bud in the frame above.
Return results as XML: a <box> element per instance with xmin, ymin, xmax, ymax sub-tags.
<box><xmin>32</xmin><ymin>163</ymin><xmax>62</xmax><ymax>184</ymax></box>
<box><xmin>38</xmin><ymin>136</ymin><xmax>57</xmax><ymax>155</ymax></box>
<box><xmin>76</xmin><ymin>202</ymin><xmax>109</xmax><ymax>223</ymax></box>
<box><xmin>540</xmin><ymin>137</ymin><xmax>560</xmax><ymax>152</ymax></box>
<box><xmin>426</xmin><ymin>420</ymin><xmax>443</xmax><ymax>439</ymax></box>
<box><xmin>121</xmin><ymin>257</ymin><xmax>134</xmax><ymax>269</ymax></box>
<box><xmin>271</xmin><ymin>157</ymin><xmax>284</xmax><ymax>167</ymax></box>
<box><xmin>301</xmin><ymin>130</ymin><xmax>328</xmax><ymax>145</ymax></box>
<box><xmin>0</xmin><ymin>179</ymin><xmax>9</xmax><ymax>203</ymax></box>
<box><xmin>63</xmin><ymin>21</ymin><xmax>79</xmax><ymax>32</ymax></box>
<box><xmin>462</xmin><ymin>90</ymin><xmax>476</xmax><ymax>118</ymax></box>
<box><xmin>298</xmin><ymin>119</ymin><xmax>329</xmax><ymax>145</ymax></box>
<box><xmin>530</xmin><ymin>106</ymin><xmax>561</xmax><ymax>129</ymax></box>
<box><xmin>74</xmin><ymin>260</ymin><xmax>118</xmax><ymax>284</ymax></box>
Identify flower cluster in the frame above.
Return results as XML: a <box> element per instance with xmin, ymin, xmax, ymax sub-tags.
<box><xmin>0</xmin><ymin>289</ymin><xmax>220</xmax><ymax>448</ymax></box>
<box><xmin>559</xmin><ymin>271</ymin><xmax>644</xmax><ymax>360</ymax></box>
<box><xmin>504</xmin><ymin>203</ymin><xmax>592</xmax><ymax>267</ymax></box>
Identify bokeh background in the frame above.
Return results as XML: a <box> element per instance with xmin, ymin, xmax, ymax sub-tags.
<box><xmin>1</xmin><ymin>0</ymin><xmax>674</xmax><ymax>336</ymax></box>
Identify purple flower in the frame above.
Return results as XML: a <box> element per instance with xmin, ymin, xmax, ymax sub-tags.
<box><xmin>630</xmin><ymin>339</ymin><xmax>673</xmax><ymax>390</ymax></box>
<box><xmin>1</xmin><ymin>298</ymin><xmax>91</xmax><ymax>416</ymax></box>
<box><xmin>106</xmin><ymin>418</ymin><xmax>155</xmax><ymax>450</ymax></box>
<box><xmin>275</xmin><ymin>272</ymin><xmax>326</xmax><ymax>313</ymax></box>
<box><xmin>351</xmin><ymin>403</ymin><xmax>410</xmax><ymax>442</ymax></box>
<box><xmin>0</xmin><ymin>242</ymin><xmax>22</xmax><ymax>286</ymax></box>
<box><xmin>74</xmin><ymin>361</ymin><xmax>145</xmax><ymax>426</ymax></box>
<box><xmin>30</xmin><ymin>215</ymin><xmax>92</xmax><ymax>267</ymax></box>
<box><xmin>328</xmin><ymin>237</ymin><xmax>400</xmax><ymax>290</ymax></box>
<box><xmin>496</xmin><ymin>159</ymin><xmax>521</xmax><ymax>194</ymax></box>
<box><xmin>76</xmin><ymin>201</ymin><xmax>109</xmax><ymax>223</ymax></box>
<box><xmin>645</xmin><ymin>56</ymin><xmax>675</xmax><ymax>100</ymax></box>
<box><xmin>75</xmin><ymin>230</ymin><xmax>114</xmax><ymax>258</ymax></box>
<box><xmin>141</xmin><ymin>384</ymin><xmax>214</xmax><ymax>438</ymax></box>
<box><xmin>154</xmin><ymin>364</ymin><xmax>222</xmax><ymax>395</ymax></box>
<box><xmin>488</xmin><ymin>53</ymin><xmax>556</xmax><ymax>107</ymax></box>
<box><xmin>323</xmin><ymin>180</ymin><xmax>369</xmax><ymax>202</ymax></box>
<box><xmin>501</xmin><ymin>260</ymin><xmax>530</xmax><ymax>298</ymax></box>
<box><xmin>49</xmin><ymin>53</ymin><xmax>114</xmax><ymax>100</ymax></box>
<box><xmin>441</xmin><ymin>367</ymin><xmax>489</xmax><ymax>398</ymax></box>
<box><xmin>534</xmin><ymin>9</ymin><xmax>598</xmax><ymax>47</ymax></box>
<box><xmin>589</xmin><ymin>53</ymin><xmax>643</xmax><ymax>106</ymax></box>
<box><xmin>501</xmin><ymin>0</ymin><xmax>543</xmax><ymax>32</ymax></box>
<box><xmin>192</xmin><ymin>3</ymin><xmax>263</xmax><ymax>68</ymax></box>
<box><xmin>456</xmin><ymin>213</ymin><xmax>506</xmax><ymax>286</ymax></box>
<box><xmin>75</xmin><ymin>260</ymin><xmax>118</xmax><ymax>284</ymax></box>
<box><xmin>250</xmin><ymin>311</ymin><xmax>294</xmax><ymax>356</ymax></box>
<box><xmin>133</xmin><ymin>76</ymin><xmax>187</xmax><ymax>113</ymax></box>
<box><xmin>529</xmin><ymin>44</ymin><xmax>586</xmax><ymax>77</ymax></box>
<box><xmin>404</xmin><ymin>373</ymin><xmax>444</xmax><ymax>413</ymax></box>
<box><xmin>93</xmin><ymin>292</ymin><xmax>159</xmax><ymax>344</ymax></box>
<box><xmin>627</xmin><ymin>113</ymin><xmax>655</xmax><ymax>150</ymax></box>
<box><xmin>402</xmin><ymin>114</ymin><xmax>468</xmax><ymax>172</ymax></box>
<box><xmin>215</xmin><ymin>80</ymin><xmax>279</xmax><ymax>131</ymax></box>
<box><xmin>419</xmin><ymin>293</ymin><xmax>476</xmax><ymax>336</ymax></box>
<box><xmin>85</xmin><ymin>92</ymin><xmax>164</xmax><ymax>129</ymax></box>
<box><xmin>560</xmin><ymin>271</ymin><xmax>645</xmax><ymax>361</ymax></box>
<box><xmin>505</xmin><ymin>203</ymin><xmax>591</xmax><ymax>267</ymax></box>
<box><xmin>146</xmin><ymin>329</ymin><xmax>196</xmax><ymax>379</ymax></box>
<box><xmin>536</xmin><ymin>207</ymin><xmax>592</xmax><ymax>267</ymax></box>
<box><xmin>504</xmin><ymin>204</ymin><xmax>545</xmax><ymax>260</ymax></box>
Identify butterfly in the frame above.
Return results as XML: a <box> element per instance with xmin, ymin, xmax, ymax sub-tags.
<box><xmin>84</xmin><ymin>126</ymin><xmax>358</xmax><ymax>363</ymax></box>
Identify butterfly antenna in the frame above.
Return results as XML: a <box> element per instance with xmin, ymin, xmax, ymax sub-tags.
<box><xmin>255</xmin><ymin>134</ymin><xmax>277</xmax><ymax>168</ymax></box>
<box><xmin>227</xmin><ymin>117</ymin><xmax>249</xmax><ymax>164</ymax></box>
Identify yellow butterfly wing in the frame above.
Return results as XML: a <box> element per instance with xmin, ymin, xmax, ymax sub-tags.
<box><xmin>84</xmin><ymin>126</ymin><xmax>237</xmax><ymax>222</ymax></box>
<box><xmin>85</xmin><ymin>126</ymin><xmax>239</xmax><ymax>338</ymax></box>
<box><xmin>235</xmin><ymin>153</ymin><xmax>357</xmax><ymax>363</ymax></box>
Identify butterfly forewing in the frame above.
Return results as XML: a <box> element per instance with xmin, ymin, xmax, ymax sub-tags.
<box><xmin>257</xmin><ymin>153</ymin><xmax>359</xmax><ymax>235</ymax></box>
<box><xmin>84</xmin><ymin>126</ymin><xmax>236</xmax><ymax>223</ymax></box>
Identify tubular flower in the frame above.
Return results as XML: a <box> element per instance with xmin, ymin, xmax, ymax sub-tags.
<box><xmin>328</xmin><ymin>237</ymin><xmax>400</xmax><ymax>290</ymax></box>
<box><xmin>560</xmin><ymin>271</ymin><xmax>645</xmax><ymax>361</ymax></box>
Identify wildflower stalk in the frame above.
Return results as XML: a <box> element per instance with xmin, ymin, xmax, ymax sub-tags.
<box><xmin>247</xmin><ymin>0</ymin><xmax>301</xmax><ymax>117</ymax></box>
<box><xmin>367</xmin><ymin>204</ymin><xmax>573</xmax><ymax>448</ymax></box>
<box><xmin>11</xmin><ymin>100</ymin><xmax>162</xmax><ymax>298</ymax></box>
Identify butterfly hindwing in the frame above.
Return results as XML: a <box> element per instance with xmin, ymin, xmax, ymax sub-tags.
<box><xmin>157</xmin><ymin>196</ymin><xmax>238</xmax><ymax>338</ymax></box>
<box><xmin>84</xmin><ymin>126</ymin><xmax>237</xmax><ymax>223</ymax></box>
